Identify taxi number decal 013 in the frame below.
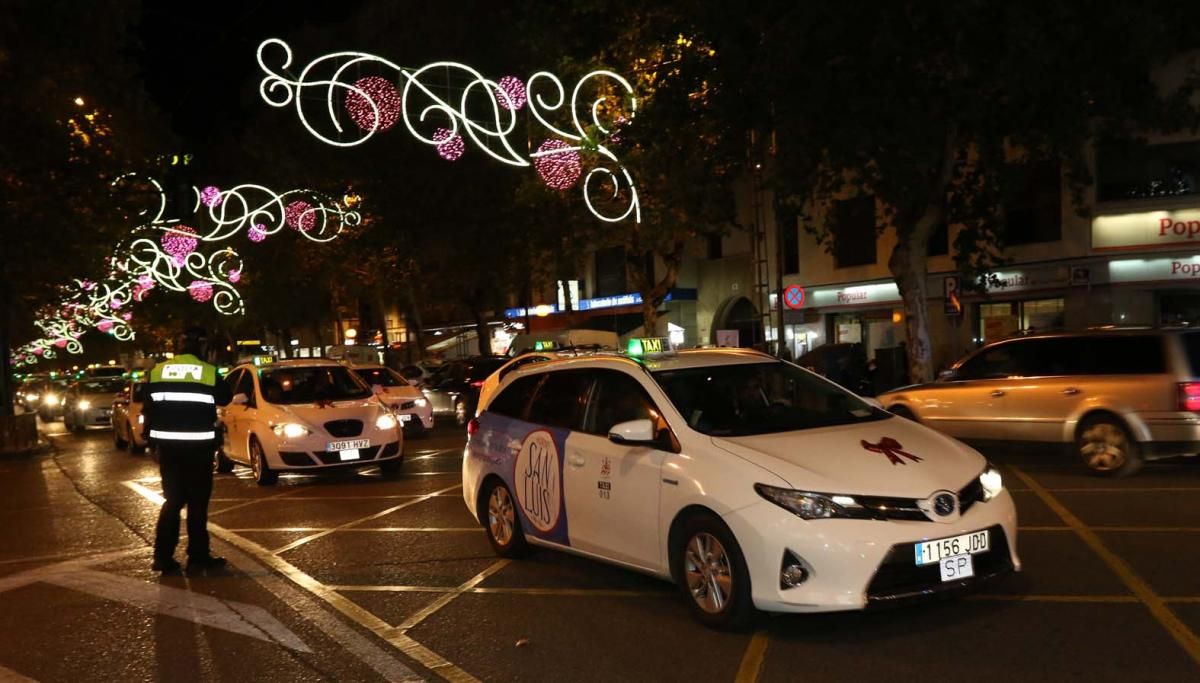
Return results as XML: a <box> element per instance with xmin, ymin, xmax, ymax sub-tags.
<box><xmin>914</xmin><ymin>530</ymin><xmax>989</xmax><ymax>566</ymax></box>
<box><xmin>514</xmin><ymin>430</ymin><xmax>561</xmax><ymax>533</ymax></box>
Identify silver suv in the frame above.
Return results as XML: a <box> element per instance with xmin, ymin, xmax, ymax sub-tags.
<box><xmin>877</xmin><ymin>330</ymin><xmax>1200</xmax><ymax>476</ymax></box>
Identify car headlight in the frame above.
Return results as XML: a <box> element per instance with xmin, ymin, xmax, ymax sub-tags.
<box><xmin>43</xmin><ymin>394</ymin><xmax>59</xmax><ymax>406</ymax></box>
<box><xmin>376</xmin><ymin>414</ymin><xmax>398</xmax><ymax>431</ymax></box>
<box><xmin>272</xmin><ymin>423</ymin><xmax>310</xmax><ymax>439</ymax></box>
<box><xmin>78</xmin><ymin>400</ymin><xmax>92</xmax><ymax>411</ymax></box>
<box><xmin>414</xmin><ymin>397</ymin><xmax>428</xmax><ymax>408</ymax></box>
<box><xmin>25</xmin><ymin>393</ymin><xmax>38</xmax><ymax>402</ymax></box>
<box><xmin>137</xmin><ymin>414</ymin><xmax>144</xmax><ymax>425</ymax></box>
<box><xmin>754</xmin><ymin>484</ymin><xmax>863</xmax><ymax>520</ymax></box>
<box><xmin>980</xmin><ymin>464</ymin><xmax>1003</xmax><ymax>501</ymax></box>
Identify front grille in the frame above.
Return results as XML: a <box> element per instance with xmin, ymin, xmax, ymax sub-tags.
<box><xmin>399</xmin><ymin>400</ymin><xmax>416</xmax><ymax>410</ymax></box>
<box><xmin>324</xmin><ymin>419</ymin><xmax>363</xmax><ymax>437</ymax></box>
<box><xmin>279</xmin><ymin>451</ymin><xmax>312</xmax><ymax>467</ymax></box>
<box><xmin>865</xmin><ymin>524</ymin><xmax>1013</xmax><ymax>606</ymax></box>
<box><xmin>855</xmin><ymin>495</ymin><xmax>927</xmax><ymax>521</ymax></box>
<box><xmin>380</xmin><ymin>441</ymin><xmax>401</xmax><ymax>458</ymax></box>
<box><xmin>312</xmin><ymin>445</ymin><xmax>381</xmax><ymax>465</ymax></box>
<box><xmin>958</xmin><ymin>477</ymin><xmax>985</xmax><ymax>515</ymax></box>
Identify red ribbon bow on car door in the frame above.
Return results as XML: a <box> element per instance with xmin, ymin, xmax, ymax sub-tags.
<box><xmin>861</xmin><ymin>437</ymin><xmax>922</xmax><ymax>465</ymax></box>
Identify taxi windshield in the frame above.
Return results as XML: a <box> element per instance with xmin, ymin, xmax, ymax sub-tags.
<box><xmin>652</xmin><ymin>361</ymin><xmax>887</xmax><ymax>436</ymax></box>
<box><xmin>259</xmin><ymin>366</ymin><xmax>373</xmax><ymax>405</ymax></box>
<box><xmin>78</xmin><ymin>378</ymin><xmax>126</xmax><ymax>394</ymax></box>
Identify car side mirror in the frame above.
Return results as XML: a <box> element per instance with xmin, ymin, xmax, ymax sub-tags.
<box><xmin>938</xmin><ymin>369</ymin><xmax>958</xmax><ymax>381</ymax></box>
<box><xmin>231</xmin><ymin>393</ymin><xmax>249</xmax><ymax>406</ymax></box>
<box><xmin>608</xmin><ymin>419</ymin><xmax>657</xmax><ymax>446</ymax></box>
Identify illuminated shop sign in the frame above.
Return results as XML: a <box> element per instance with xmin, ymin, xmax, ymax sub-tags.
<box><xmin>1092</xmin><ymin>209</ymin><xmax>1200</xmax><ymax>251</ymax></box>
<box><xmin>504</xmin><ymin>290</ymin><xmax>690</xmax><ymax>319</ymax></box>
<box><xmin>802</xmin><ymin>282</ymin><xmax>901</xmax><ymax>308</ymax></box>
<box><xmin>1108</xmin><ymin>255</ymin><xmax>1200</xmax><ymax>283</ymax></box>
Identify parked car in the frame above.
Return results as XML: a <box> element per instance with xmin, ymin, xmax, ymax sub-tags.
<box><xmin>877</xmin><ymin>330</ymin><xmax>1200</xmax><ymax>476</ymax></box>
<box><xmin>423</xmin><ymin>356</ymin><xmax>508</xmax><ymax>426</ymax></box>
<box><xmin>63</xmin><ymin>377</ymin><xmax>126</xmax><ymax>432</ymax></box>
<box><xmin>796</xmin><ymin>343</ymin><xmax>872</xmax><ymax>395</ymax></box>
<box><xmin>16</xmin><ymin>374</ymin><xmax>50</xmax><ymax>412</ymax></box>
<box><xmin>218</xmin><ymin>360</ymin><xmax>404</xmax><ymax>485</ymax></box>
<box><xmin>111</xmin><ymin>379</ymin><xmax>148</xmax><ymax>453</ymax></box>
<box><xmin>346</xmin><ymin>363</ymin><xmax>435</xmax><ymax>435</ymax></box>
<box><xmin>464</xmin><ymin>347</ymin><xmax>1017</xmax><ymax>628</ymax></box>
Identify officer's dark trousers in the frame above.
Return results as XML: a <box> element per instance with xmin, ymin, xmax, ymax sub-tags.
<box><xmin>153</xmin><ymin>445</ymin><xmax>215</xmax><ymax>562</ymax></box>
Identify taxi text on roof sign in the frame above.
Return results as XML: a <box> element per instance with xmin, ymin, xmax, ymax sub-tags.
<box><xmin>626</xmin><ymin>337</ymin><xmax>666</xmax><ymax>356</ymax></box>
<box><xmin>533</xmin><ymin>340</ymin><xmax>558</xmax><ymax>351</ymax></box>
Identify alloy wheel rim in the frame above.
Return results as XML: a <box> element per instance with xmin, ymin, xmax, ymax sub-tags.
<box><xmin>684</xmin><ymin>532</ymin><xmax>733</xmax><ymax>614</ymax></box>
<box><xmin>455</xmin><ymin>402</ymin><xmax>466</xmax><ymax>425</ymax></box>
<box><xmin>1080</xmin><ymin>423</ymin><xmax>1128</xmax><ymax>471</ymax></box>
<box><xmin>488</xmin><ymin>486</ymin><xmax>514</xmax><ymax>546</ymax></box>
<box><xmin>251</xmin><ymin>444</ymin><xmax>263</xmax><ymax>477</ymax></box>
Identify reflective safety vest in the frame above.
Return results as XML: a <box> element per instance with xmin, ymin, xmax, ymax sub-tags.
<box><xmin>145</xmin><ymin>354</ymin><xmax>228</xmax><ymax>445</ymax></box>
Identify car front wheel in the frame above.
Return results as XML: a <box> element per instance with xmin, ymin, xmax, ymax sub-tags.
<box><xmin>675</xmin><ymin>514</ymin><xmax>754</xmax><ymax>630</ymax></box>
<box><xmin>249</xmin><ymin>438</ymin><xmax>278</xmax><ymax>486</ymax></box>
<box><xmin>1077</xmin><ymin>416</ymin><xmax>1143</xmax><ymax>477</ymax></box>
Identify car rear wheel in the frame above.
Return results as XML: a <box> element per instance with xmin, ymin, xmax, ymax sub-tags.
<box><xmin>888</xmin><ymin>405</ymin><xmax>918</xmax><ymax>422</ymax></box>
<box><xmin>454</xmin><ymin>400</ymin><xmax>467</xmax><ymax>427</ymax></box>
<box><xmin>1077</xmin><ymin>416</ymin><xmax>1143</xmax><ymax>477</ymax></box>
<box><xmin>675</xmin><ymin>513</ymin><xmax>754</xmax><ymax>630</ymax></box>
<box><xmin>482</xmin><ymin>480</ymin><xmax>529</xmax><ymax>558</ymax></box>
<box><xmin>249</xmin><ymin>438</ymin><xmax>278</xmax><ymax>486</ymax></box>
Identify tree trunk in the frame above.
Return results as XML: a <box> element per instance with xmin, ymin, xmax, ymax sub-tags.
<box><xmin>470</xmin><ymin>302</ymin><xmax>490</xmax><ymax>356</ymax></box>
<box><xmin>628</xmin><ymin>241</ymin><xmax>684</xmax><ymax>338</ymax></box>
<box><xmin>402</xmin><ymin>282</ymin><xmax>426</xmax><ymax>360</ymax></box>
<box><xmin>889</xmin><ymin>234</ymin><xmax>934</xmax><ymax>384</ymax></box>
<box><xmin>0</xmin><ymin>276</ymin><xmax>11</xmax><ymax>417</ymax></box>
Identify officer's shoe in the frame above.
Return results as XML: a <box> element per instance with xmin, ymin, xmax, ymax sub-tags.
<box><xmin>152</xmin><ymin>558</ymin><xmax>182</xmax><ymax>574</ymax></box>
<box><xmin>186</xmin><ymin>555</ymin><xmax>228</xmax><ymax>573</ymax></box>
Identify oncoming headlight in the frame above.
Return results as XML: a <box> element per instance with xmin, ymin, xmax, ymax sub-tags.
<box><xmin>272</xmin><ymin>423</ymin><xmax>310</xmax><ymax>439</ymax></box>
<box><xmin>43</xmin><ymin>394</ymin><xmax>60</xmax><ymax>407</ymax></box>
<box><xmin>754</xmin><ymin>484</ymin><xmax>862</xmax><ymax>520</ymax></box>
<box><xmin>414</xmin><ymin>397</ymin><xmax>428</xmax><ymax>408</ymax></box>
<box><xmin>78</xmin><ymin>400</ymin><xmax>92</xmax><ymax>411</ymax></box>
<box><xmin>376</xmin><ymin>414</ymin><xmax>398</xmax><ymax>431</ymax></box>
<box><xmin>980</xmin><ymin>464</ymin><xmax>1004</xmax><ymax>501</ymax></box>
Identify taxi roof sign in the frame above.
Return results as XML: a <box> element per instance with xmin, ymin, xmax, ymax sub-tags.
<box><xmin>626</xmin><ymin>337</ymin><xmax>667</xmax><ymax>356</ymax></box>
<box><xmin>533</xmin><ymin>340</ymin><xmax>558</xmax><ymax>351</ymax></box>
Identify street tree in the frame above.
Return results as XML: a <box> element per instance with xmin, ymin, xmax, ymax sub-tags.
<box><xmin>758</xmin><ymin>0</ymin><xmax>1200</xmax><ymax>382</ymax></box>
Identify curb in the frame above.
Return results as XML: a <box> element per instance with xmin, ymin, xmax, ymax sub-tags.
<box><xmin>0</xmin><ymin>439</ymin><xmax>57</xmax><ymax>459</ymax></box>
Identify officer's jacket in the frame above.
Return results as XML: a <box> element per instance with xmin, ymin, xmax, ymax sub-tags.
<box><xmin>144</xmin><ymin>354</ymin><xmax>233</xmax><ymax>444</ymax></box>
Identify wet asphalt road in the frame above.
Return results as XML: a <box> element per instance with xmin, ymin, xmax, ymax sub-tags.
<box><xmin>1</xmin><ymin>417</ymin><xmax>1199</xmax><ymax>682</ymax></box>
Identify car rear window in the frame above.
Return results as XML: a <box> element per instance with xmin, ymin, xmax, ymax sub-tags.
<box><xmin>488</xmin><ymin>375</ymin><xmax>543</xmax><ymax>420</ymax></box>
<box><xmin>1182</xmin><ymin>333</ymin><xmax>1200</xmax><ymax>376</ymax></box>
<box><xmin>1085</xmin><ymin>336</ymin><xmax>1166</xmax><ymax>375</ymax></box>
<box><xmin>526</xmin><ymin>371</ymin><xmax>594</xmax><ymax>431</ymax></box>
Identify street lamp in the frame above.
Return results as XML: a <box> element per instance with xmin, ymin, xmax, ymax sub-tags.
<box><xmin>73</xmin><ymin>96</ymin><xmax>85</xmax><ymax>106</ymax></box>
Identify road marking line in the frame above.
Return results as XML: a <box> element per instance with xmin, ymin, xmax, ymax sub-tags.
<box><xmin>210</xmin><ymin>489</ymin><xmax>300</xmax><ymax>516</ymax></box>
<box><xmin>124</xmin><ymin>478</ymin><xmax>438</xmax><ymax>682</ymax></box>
<box><xmin>734</xmin><ymin>630</ymin><xmax>769</xmax><ymax>683</ymax></box>
<box><xmin>271</xmin><ymin>484</ymin><xmax>464</xmax><ymax>554</ymax></box>
<box><xmin>0</xmin><ymin>546</ymin><xmax>145</xmax><ymax>567</ymax></box>
<box><xmin>1037</xmin><ymin>487</ymin><xmax>1200</xmax><ymax>493</ymax></box>
<box><xmin>212</xmin><ymin>494</ymin><xmax>457</xmax><ymax>502</ymax></box>
<box><xmin>1018</xmin><ymin>526</ymin><xmax>1071</xmax><ymax>531</ymax></box>
<box><xmin>331</xmin><ymin>585</ymin><xmax>672</xmax><ymax>598</ymax></box>
<box><xmin>385</xmin><ymin>561</ymin><xmax>510</xmax><ymax>637</ymax></box>
<box><xmin>1013</xmin><ymin>467</ymin><xmax>1200</xmax><ymax>667</ymax></box>
<box><xmin>1020</xmin><ymin>525</ymin><xmax>1200</xmax><ymax>533</ymax></box>
<box><xmin>969</xmin><ymin>594</ymin><xmax>1140</xmax><ymax>604</ymax></box>
<box><xmin>0</xmin><ymin>663</ymin><xmax>37</xmax><ymax>682</ymax></box>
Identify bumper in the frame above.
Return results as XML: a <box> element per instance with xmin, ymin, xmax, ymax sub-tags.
<box><xmin>723</xmin><ymin>489</ymin><xmax>1020</xmax><ymax>613</ymax></box>
<box><xmin>76</xmin><ymin>409</ymin><xmax>113</xmax><ymax>427</ymax></box>
<box><xmin>1140</xmin><ymin>413</ymin><xmax>1200</xmax><ymax>456</ymax></box>
<box><xmin>398</xmin><ymin>406</ymin><xmax>435</xmax><ymax>432</ymax></box>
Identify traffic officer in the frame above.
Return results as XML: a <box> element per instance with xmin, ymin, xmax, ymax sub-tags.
<box><xmin>144</xmin><ymin>326</ymin><xmax>232</xmax><ymax>573</ymax></box>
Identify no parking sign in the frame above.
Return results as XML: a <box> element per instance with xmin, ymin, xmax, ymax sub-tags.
<box><xmin>783</xmin><ymin>285</ymin><xmax>806</xmax><ymax>310</ymax></box>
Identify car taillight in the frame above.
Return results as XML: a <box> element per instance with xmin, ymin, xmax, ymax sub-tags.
<box><xmin>469</xmin><ymin>380</ymin><xmax>484</xmax><ymax>388</ymax></box>
<box><xmin>467</xmin><ymin>418</ymin><xmax>480</xmax><ymax>437</ymax></box>
<box><xmin>1180</xmin><ymin>382</ymin><xmax>1200</xmax><ymax>412</ymax></box>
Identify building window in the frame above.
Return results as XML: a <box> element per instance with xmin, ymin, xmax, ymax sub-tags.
<box><xmin>707</xmin><ymin>233</ymin><xmax>723</xmax><ymax>260</ymax></box>
<box><xmin>1004</xmin><ymin>161</ymin><xmax>1061</xmax><ymax>245</ymax></box>
<box><xmin>929</xmin><ymin>222</ymin><xmax>949</xmax><ymax>256</ymax></box>
<box><xmin>594</xmin><ymin>246</ymin><xmax>626</xmax><ymax>297</ymax></box>
<box><xmin>782</xmin><ymin>222</ymin><xmax>800</xmax><ymax>274</ymax></box>
<box><xmin>977</xmin><ymin>297</ymin><xmax>1064</xmax><ymax>343</ymax></box>
<box><xmin>832</xmin><ymin>195</ymin><xmax>876</xmax><ymax>268</ymax></box>
<box><xmin>1097</xmin><ymin>141</ymin><xmax>1200</xmax><ymax>202</ymax></box>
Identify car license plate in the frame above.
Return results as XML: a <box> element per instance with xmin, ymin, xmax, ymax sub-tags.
<box><xmin>914</xmin><ymin>530</ymin><xmax>989</xmax><ymax>568</ymax></box>
<box><xmin>398</xmin><ymin>414</ymin><xmax>412</xmax><ymax>423</ymax></box>
<box><xmin>338</xmin><ymin>449</ymin><xmax>360</xmax><ymax>461</ymax></box>
<box><xmin>328</xmin><ymin>439</ymin><xmax>369</xmax><ymax>452</ymax></box>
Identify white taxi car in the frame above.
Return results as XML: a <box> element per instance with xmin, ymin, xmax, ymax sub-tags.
<box><xmin>219</xmin><ymin>360</ymin><xmax>404</xmax><ymax>485</ymax></box>
<box><xmin>463</xmin><ymin>345</ymin><xmax>1019</xmax><ymax>628</ymax></box>
<box><xmin>346</xmin><ymin>363</ymin><xmax>435</xmax><ymax>435</ymax></box>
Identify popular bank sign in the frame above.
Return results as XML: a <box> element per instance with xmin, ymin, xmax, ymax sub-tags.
<box><xmin>1093</xmin><ymin>209</ymin><xmax>1200</xmax><ymax>250</ymax></box>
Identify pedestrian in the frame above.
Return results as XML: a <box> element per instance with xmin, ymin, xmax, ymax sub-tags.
<box><xmin>144</xmin><ymin>326</ymin><xmax>233</xmax><ymax>574</ymax></box>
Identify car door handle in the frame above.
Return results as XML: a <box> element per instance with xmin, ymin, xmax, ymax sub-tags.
<box><xmin>1061</xmin><ymin>387</ymin><xmax>1080</xmax><ymax>395</ymax></box>
<box><xmin>990</xmin><ymin>390</ymin><xmax>1006</xmax><ymax>398</ymax></box>
<box><xmin>568</xmin><ymin>454</ymin><xmax>586</xmax><ymax>468</ymax></box>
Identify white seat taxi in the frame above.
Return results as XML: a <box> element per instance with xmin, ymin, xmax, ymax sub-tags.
<box><xmin>345</xmin><ymin>363</ymin><xmax>435</xmax><ymax>435</ymax></box>
<box><xmin>219</xmin><ymin>360</ymin><xmax>404</xmax><ymax>485</ymax></box>
<box><xmin>462</xmin><ymin>344</ymin><xmax>1019</xmax><ymax>628</ymax></box>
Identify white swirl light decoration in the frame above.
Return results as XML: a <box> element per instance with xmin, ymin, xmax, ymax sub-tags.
<box><xmin>256</xmin><ymin>38</ymin><xmax>640</xmax><ymax>224</ymax></box>
<box><xmin>196</xmin><ymin>184</ymin><xmax>359</xmax><ymax>243</ymax></box>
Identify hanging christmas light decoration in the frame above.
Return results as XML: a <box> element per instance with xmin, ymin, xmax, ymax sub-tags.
<box><xmin>433</xmin><ymin>128</ymin><xmax>465</xmax><ymax>161</ymax></box>
<box><xmin>200</xmin><ymin>185</ymin><xmax>223</xmax><ymax>207</ymax></box>
<box><xmin>285</xmin><ymin>200</ymin><xmax>316</xmax><ymax>231</ymax></box>
<box><xmin>161</xmin><ymin>225</ymin><xmax>198</xmax><ymax>264</ymax></box>
<box><xmin>256</xmin><ymin>39</ymin><xmax>640</xmax><ymax>223</ymax></box>
<box><xmin>533</xmin><ymin>139</ymin><xmax>583</xmax><ymax>190</ymax></box>
<box><xmin>97</xmin><ymin>320</ymin><xmax>113</xmax><ymax>333</ymax></box>
<box><xmin>248</xmin><ymin>223</ymin><xmax>268</xmax><ymax>242</ymax></box>
<box><xmin>344</xmin><ymin>76</ymin><xmax>402</xmax><ymax>132</ymax></box>
<box><xmin>228</xmin><ymin>268</ymin><xmax>241</xmax><ymax>283</ymax></box>
<box><xmin>188</xmin><ymin>280</ymin><xmax>214</xmax><ymax>303</ymax></box>
<box><xmin>495</xmin><ymin>76</ymin><xmax>527</xmax><ymax>110</ymax></box>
